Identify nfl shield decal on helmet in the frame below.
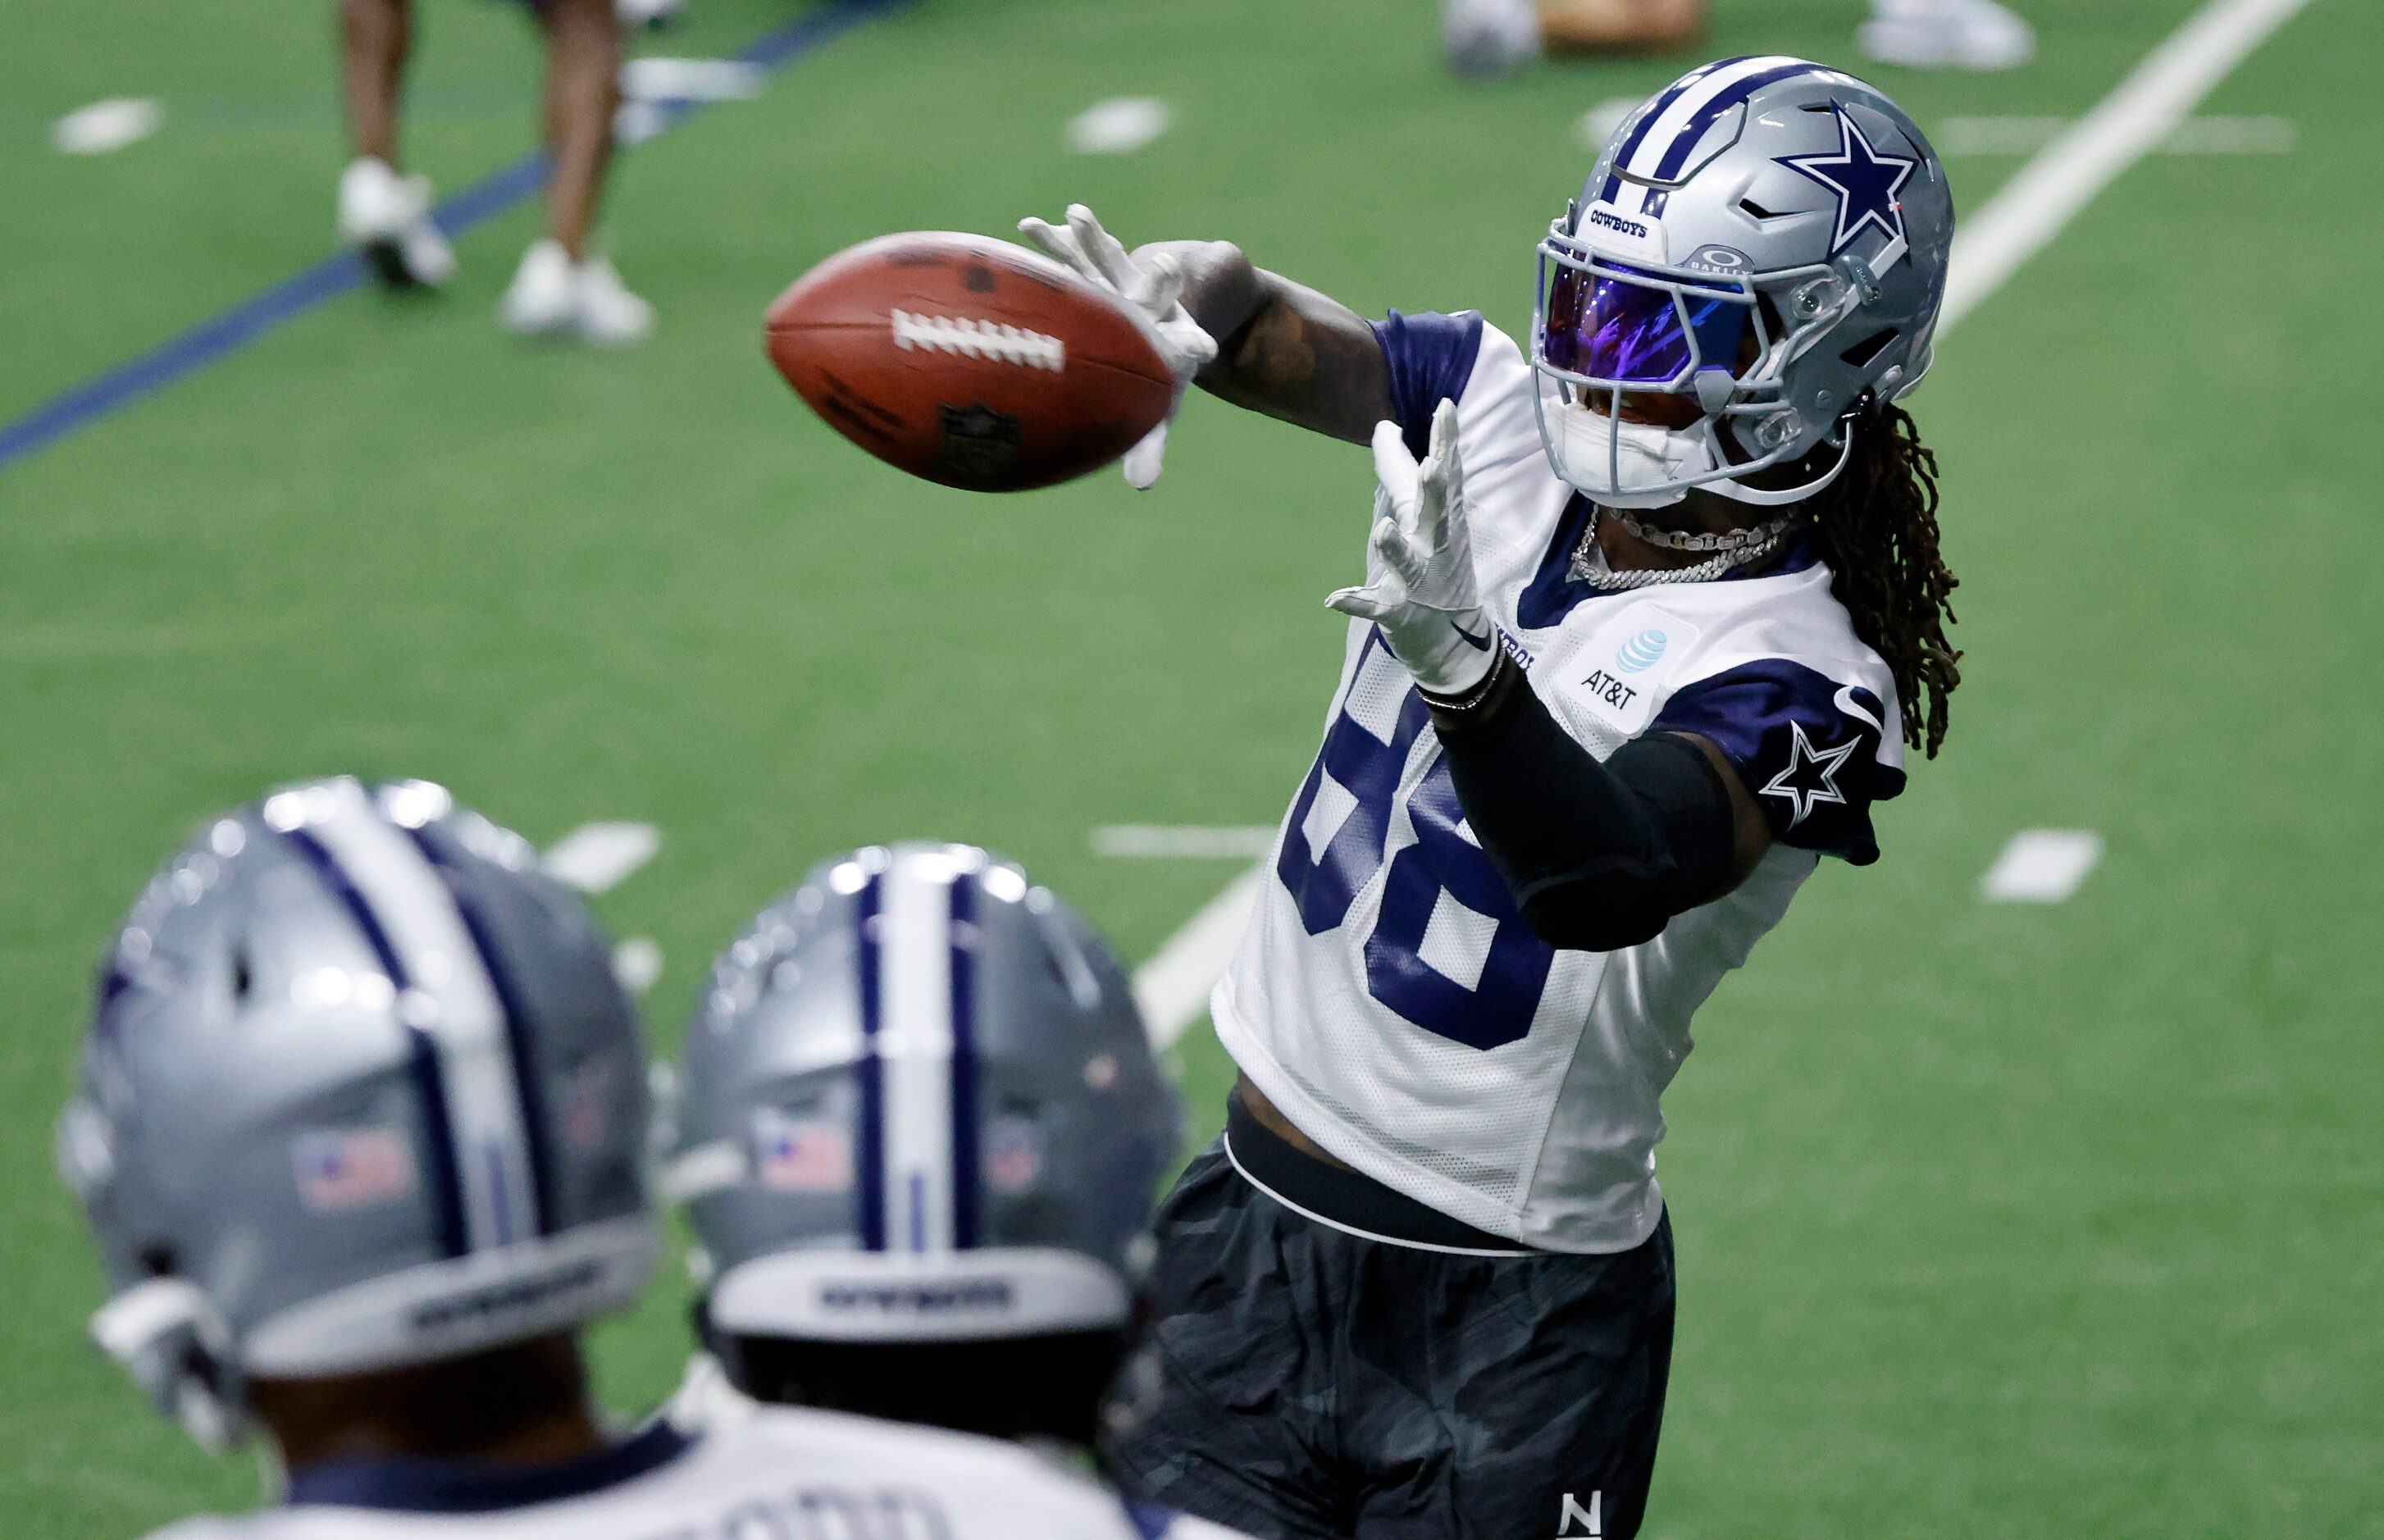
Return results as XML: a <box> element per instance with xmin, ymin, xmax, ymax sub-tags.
<box><xmin>984</xmin><ymin>1118</ymin><xmax>1043</xmax><ymax>1194</ymax></box>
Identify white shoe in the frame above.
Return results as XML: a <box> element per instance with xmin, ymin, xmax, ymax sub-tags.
<box><xmin>616</xmin><ymin>0</ymin><xmax>685</xmax><ymax>27</ymax></box>
<box><xmin>338</xmin><ymin>157</ymin><xmax>458</xmax><ymax>289</ymax></box>
<box><xmin>572</xmin><ymin>255</ymin><xmax>656</xmax><ymax>347</ymax></box>
<box><xmin>1859</xmin><ymin>0</ymin><xmax>2034</xmax><ymax>71</ymax></box>
<box><xmin>499</xmin><ymin>239</ymin><xmax>655</xmax><ymax>346</ymax></box>
<box><xmin>1442</xmin><ymin>0</ymin><xmax>1543</xmax><ymax>76</ymax></box>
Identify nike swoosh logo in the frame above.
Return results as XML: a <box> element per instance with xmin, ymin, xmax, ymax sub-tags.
<box><xmin>1453</xmin><ymin>622</ymin><xmax>1493</xmax><ymax>651</ymax></box>
<box><xmin>1833</xmin><ymin>684</ymin><xmax>1885</xmax><ymax>736</ymax></box>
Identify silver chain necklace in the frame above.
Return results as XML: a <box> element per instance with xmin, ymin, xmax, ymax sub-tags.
<box><xmin>1570</xmin><ymin>506</ymin><xmax>1801</xmax><ymax>590</ymax></box>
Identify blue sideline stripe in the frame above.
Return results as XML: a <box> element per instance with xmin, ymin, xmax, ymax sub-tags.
<box><xmin>0</xmin><ymin>0</ymin><xmax>912</xmax><ymax>477</ymax></box>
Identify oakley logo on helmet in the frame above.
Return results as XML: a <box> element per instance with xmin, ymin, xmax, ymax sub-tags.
<box><xmin>1683</xmin><ymin>244</ymin><xmax>1751</xmax><ymax>273</ymax></box>
<box><xmin>1775</xmin><ymin>104</ymin><xmax>1919</xmax><ymax>264</ymax></box>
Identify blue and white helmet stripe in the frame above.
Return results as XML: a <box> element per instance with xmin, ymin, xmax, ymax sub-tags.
<box><xmin>262</xmin><ymin>778</ymin><xmax>542</xmax><ymax>1256</ymax></box>
<box><xmin>852</xmin><ymin>863</ymin><xmax>889</xmax><ymax>1251</ymax></box>
<box><xmin>1602</xmin><ymin>55</ymin><xmax>1835</xmax><ymax>198</ymax></box>
<box><xmin>947</xmin><ymin>871</ymin><xmax>982</xmax><ymax>1250</ymax></box>
<box><xmin>850</xmin><ymin>846</ymin><xmax>988</xmax><ymax>1255</ymax></box>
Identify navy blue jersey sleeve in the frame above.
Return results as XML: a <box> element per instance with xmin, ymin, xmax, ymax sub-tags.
<box><xmin>1369</xmin><ymin>309</ymin><xmax>1486</xmax><ymax>460</ymax></box>
<box><xmin>1651</xmin><ymin>661</ymin><xmax>1908</xmax><ymax>864</ymax></box>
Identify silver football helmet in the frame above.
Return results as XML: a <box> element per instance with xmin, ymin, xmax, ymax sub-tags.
<box><xmin>57</xmin><ymin>777</ymin><xmax>656</xmax><ymax>1449</ymax></box>
<box><xmin>664</xmin><ymin>843</ymin><xmax>1179</xmax><ymax>1346</ymax></box>
<box><xmin>1533</xmin><ymin>56</ymin><xmax>1954</xmax><ymax>509</ymax></box>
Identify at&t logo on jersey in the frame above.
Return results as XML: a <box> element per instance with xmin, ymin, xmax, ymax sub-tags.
<box><xmin>1575</xmin><ymin>668</ymin><xmax>1640</xmax><ymax>713</ymax></box>
<box><xmin>1614</xmin><ymin>629</ymin><xmax>1667</xmax><ymax>672</ymax></box>
<box><xmin>1556</xmin><ymin>611</ymin><xmax>1695</xmax><ymax>736</ymax></box>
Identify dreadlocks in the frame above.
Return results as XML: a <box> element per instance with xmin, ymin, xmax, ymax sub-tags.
<box><xmin>1803</xmin><ymin>402</ymin><xmax>1961</xmax><ymax>758</ymax></box>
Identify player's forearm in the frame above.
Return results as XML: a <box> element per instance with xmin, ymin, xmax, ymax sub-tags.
<box><xmin>1133</xmin><ymin>240</ymin><xmax>1393</xmax><ymax>446</ymax></box>
<box><xmin>1428</xmin><ymin>658</ymin><xmax>1746</xmax><ymax>950</ymax></box>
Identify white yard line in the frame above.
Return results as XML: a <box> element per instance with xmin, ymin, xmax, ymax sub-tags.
<box><xmin>542</xmin><ymin>822</ymin><xmax>661</xmax><ymax>894</ymax></box>
<box><xmin>1094</xmin><ymin>824</ymin><xmax>1277</xmax><ymax>859</ymax></box>
<box><xmin>1937</xmin><ymin>114</ymin><xmax>2295</xmax><ymax>157</ymax></box>
<box><xmin>1941</xmin><ymin>0</ymin><xmax>2316</xmax><ymax>333</ymax></box>
<box><xmin>52</xmin><ymin>98</ymin><xmax>162</xmax><ymax>155</ymax></box>
<box><xmin>1131</xmin><ymin>863</ymin><xmax>1263</xmax><ymax>1050</ymax></box>
<box><xmin>1979</xmin><ymin>830</ymin><xmax>2104</xmax><ymax>904</ymax></box>
<box><xmin>1067</xmin><ymin>97</ymin><xmax>1171</xmax><ymax>155</ymax></box>
<box><xmin>1576</xmin><ymin>97</ymin><xmax>1642</xmax><ymax>153</ymax></box>
<box><xmin>619</xmin><ymin>57</ymin><xmax>767</xmax><ymax>103</ymax></box>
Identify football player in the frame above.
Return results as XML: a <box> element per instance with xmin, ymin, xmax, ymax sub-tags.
<box><xmin>336</xmin><ymin>0</ymin><xmax>653</xmax><ymax>342</ymax></box>
<box><xmin>58</xmin><ymin>783</ymin><xmax>1189</xmax><ymax>1538</ymax></box>
<box><xmin>1021</xmin><ymin>57</ymin><xmax>1958</xmax><ymax>1539</ymax></box>
<box><xmin>659</xmin><ymin>843</ymin><xmax>1244</xmax><ymax>1538</ymax></box>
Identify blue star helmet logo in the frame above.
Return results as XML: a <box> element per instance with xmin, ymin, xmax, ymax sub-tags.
<box><xmin>1775</xmin><ymin>103</ymin><xmax>1917</xmax><ymax>264</ymax></box>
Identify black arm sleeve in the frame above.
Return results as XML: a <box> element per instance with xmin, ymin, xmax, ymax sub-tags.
<box><xmin>1428</xmin><ymin>657</ymin><xmax>1739</xmax><ymax>952</ymax></box>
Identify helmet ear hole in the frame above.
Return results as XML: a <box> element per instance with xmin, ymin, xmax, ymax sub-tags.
<box><xmin>230</xmin><ymin>948</ymin><xmax>253</xmax><ymax>1005</ymax></box>
<box><xmin>1839</xmin><ymin>329</ymin><xmax>1900</xmax><ymax>370</ymax></box>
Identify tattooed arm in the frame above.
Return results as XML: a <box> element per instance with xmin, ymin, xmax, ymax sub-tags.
<box><xmin>1130</xmin><ymin>241</ymin><xmax>1393</xmax><ymax>446</ymax></box>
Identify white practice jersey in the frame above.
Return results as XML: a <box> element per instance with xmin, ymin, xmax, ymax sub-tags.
<box><xmin>148</xmin><ymin>1369</ymin><xmax>1247</xmax><ymax>1540</ymax></box>
<box><xmin>1216</xmin><ymin>313</ymin><xmax>1906</xmax><ymax>1254</ymax></box>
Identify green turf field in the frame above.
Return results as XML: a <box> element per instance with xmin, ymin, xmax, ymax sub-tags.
<box><xmin>5</xmin><ymin>0</ymin><xmax>2379</xmax><ymax>1533</ymax></box>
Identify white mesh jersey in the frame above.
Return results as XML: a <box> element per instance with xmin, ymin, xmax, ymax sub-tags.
<box><xmin>146</xmin><ymin>1381</ymin><xmax>1247</xmax><ymax>1540</ymax></box>
<box><xmin>1215</xmin><ymin>313</ymin><xmax>1908</xmax><ymax>1254</ymax></box>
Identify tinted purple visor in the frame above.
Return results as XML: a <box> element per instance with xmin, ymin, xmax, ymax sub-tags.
<box><xmin>1543</xmin><ymin>265</ymin><xmax>1752</xmax><ymax>385</ymax></box>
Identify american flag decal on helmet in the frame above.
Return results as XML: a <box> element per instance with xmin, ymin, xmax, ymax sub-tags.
<box><xmin>294</xmin><ymin>1128</ymin><xmax>417</xmax><ymax>1212</ymax></box>
<box><xmin>754</xmin><ymin>1108</ymin><xmax>853</xmax><ymax>1192</ymax></box>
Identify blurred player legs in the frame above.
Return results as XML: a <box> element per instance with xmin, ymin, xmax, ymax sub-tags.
<box><xmin>1858</xmin><ymin>0</ymin><xmax>2034</xmax><ymax>70</ymax></box>
<box><xmin>336</xmin><ymin>0</ymin><xmax>654</xmax><ymax>344</ymax></box>
<box><xmin>1442</xmin><ymin>0</ymin><xmax>2032</xmax><ymax>74</ymax></box>
<box><xmin>335</xmin><ymin>0</ymin><xmax>454</xmax><ymax>286</ymax></box>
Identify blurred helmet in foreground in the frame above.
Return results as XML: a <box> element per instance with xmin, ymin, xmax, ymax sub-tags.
<box><xmin>667</xmin><ymin>842</ymin><xmax>1178</xmax><ymax>1353</ymax></box>
<box><xmin>58</xmin><ymin>777</ymin><xmax>655</xmax><ymax>1448</ymax></box>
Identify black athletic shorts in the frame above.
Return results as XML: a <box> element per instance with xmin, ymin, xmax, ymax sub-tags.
<box><xmin>1103</xmin><ymin>1099</ymin><xmax>1675</xmax><ymax>1540</ymax></box>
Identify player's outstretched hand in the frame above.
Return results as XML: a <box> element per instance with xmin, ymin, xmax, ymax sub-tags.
<box><xmin>1327</xmin><ymin>399</ymin><xmax>1498</xmax><ymax>697</ymax></box>
<box><xmin>1019</xmin><ymin>203</ymin><xmax>1217</xmax><ymax>489</ymax></box>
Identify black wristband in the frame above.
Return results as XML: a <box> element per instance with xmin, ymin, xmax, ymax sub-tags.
<box><xmin>1420</xmin><ymin>646</ymin><xmax>1518</xmax><ymax>729</ymax></box>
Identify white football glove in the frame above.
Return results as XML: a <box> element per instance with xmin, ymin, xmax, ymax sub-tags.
<box><xmin>1327</xmin><ymin>399</ymin><xmax>1499</xmax><ymax>698</ymax></box>
<box><xmin>1017</xmin><ymin>203</ymin><xmax>1218</xmax><ymax>489</ymax></box>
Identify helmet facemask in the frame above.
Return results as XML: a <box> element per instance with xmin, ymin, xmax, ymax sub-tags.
<box><xmin>1532</xmin><ymin>211</ymin><xmax>1867</xmax><ymax>511</ymax></box>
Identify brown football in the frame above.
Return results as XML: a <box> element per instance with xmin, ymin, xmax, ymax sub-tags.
<box><xmin>764</xmin><ymin>231</ymin><xmax>1175</xmax><ymax>492</ymax></box>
